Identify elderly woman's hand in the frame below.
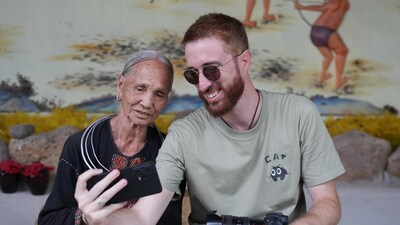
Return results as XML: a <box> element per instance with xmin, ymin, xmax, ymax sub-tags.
<box><xmin>75</xmin><ymin>169</ymin><xmax>128</xmax><ymax>225</ymax></box>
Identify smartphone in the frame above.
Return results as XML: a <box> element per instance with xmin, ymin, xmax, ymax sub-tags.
<box><xmin>87</xmin><ymin>162</ymin><xmax>162</xmax><ymax>205</ymax></box>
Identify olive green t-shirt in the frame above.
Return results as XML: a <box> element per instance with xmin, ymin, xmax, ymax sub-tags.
<box><xmin>156</xmin><ymin>91</ymin><xmax>345</xmax><ymax>224</ymax></box>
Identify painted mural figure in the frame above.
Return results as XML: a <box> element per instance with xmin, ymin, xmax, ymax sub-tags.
<box><xmin>243</xmin><ymin>0</ymin><xmax>275</xmax><ymax>28</ymax></box>
<box><xmin>294</xmin><ymin>0</ymin><xmax>350</xmax><ymax>89</ymax></box>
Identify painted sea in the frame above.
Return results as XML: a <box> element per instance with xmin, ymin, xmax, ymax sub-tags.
<box><xmin>0</xmin><ymin>90</ymin><xmax>387</xmax><ymax>116</ymax></box>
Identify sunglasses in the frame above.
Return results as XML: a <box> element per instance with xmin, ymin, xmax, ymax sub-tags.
<box><xmin>183</xmin><ymin>51</ymin><xmax>245</xmax><ymax>85</ymax></box>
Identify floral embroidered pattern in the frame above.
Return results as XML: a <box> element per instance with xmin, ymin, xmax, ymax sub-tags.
<box><xmin>111</xmin><ymin>155</ymin><xmax>128</xmax><ymax>169</ymax></box>
<box><xmin>129</xmin><ymin>157</ymin><xmax>145</xmax><ymax>166</ymax></box>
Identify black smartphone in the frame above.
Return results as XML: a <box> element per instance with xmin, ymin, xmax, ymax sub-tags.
<box><xmin>87</xmin><ymin>162</ymin><xmax>162</xmax><ymax>205</ymax></box>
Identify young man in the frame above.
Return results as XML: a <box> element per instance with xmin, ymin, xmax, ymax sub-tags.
<box><xmin>82</xmin><ymin>13</ymin><xmax>345</xmax><ymax>225</ymax></box>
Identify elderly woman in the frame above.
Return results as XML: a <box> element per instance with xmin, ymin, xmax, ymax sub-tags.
<box><xmin>38</xmin><ymin>50</ymin><xmax>184</xmax><ymax>225</ymax></box>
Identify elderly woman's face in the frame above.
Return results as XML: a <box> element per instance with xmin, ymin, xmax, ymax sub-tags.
<box><xmin>119</xmin><ymin>60</ymin><xmax>171</xmax><ymax>126</ymax></box>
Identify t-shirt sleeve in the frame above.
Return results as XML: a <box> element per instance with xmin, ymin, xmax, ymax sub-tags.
<box><xmin>156</xmin><ymin>120</ymin><xmax>188</xmax><ymax>198</ymax></box>
<box><xmin>299</xmin><ymin>101</ymin><xmax>345</xmax><ymax>186</ymax></box>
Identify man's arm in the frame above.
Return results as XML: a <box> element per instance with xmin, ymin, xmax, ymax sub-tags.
<box><xmin>291</xmin><ymin>180</ymin><xmax>341</xmax><ymax>225</ymax></box>
<box><xmin>107</xmin><ymin>188</ymin><xmax>175</xmax><ymax>225</ymax></box>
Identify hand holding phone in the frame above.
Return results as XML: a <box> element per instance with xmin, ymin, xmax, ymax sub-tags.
<box><xmin>87</xmin><ymin>162</ymin><xmax>162</xmax><ymax>205</ymax></box>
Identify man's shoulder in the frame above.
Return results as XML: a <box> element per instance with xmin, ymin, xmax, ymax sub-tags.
<box><xmin>261</xmin><ymin>90</ymin><xmax>313</xmax><ymax>105</ymax></box>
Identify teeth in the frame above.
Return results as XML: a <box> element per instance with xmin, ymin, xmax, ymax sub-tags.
<box><xmin>137</xmin><ymin>111</ymin><xmax>149</xmax><ymax>116</ymax></box>
<box><xmin>206</xmin><ymin>91</ymin><xmax>218</xmax><ymax>99</ymax></box>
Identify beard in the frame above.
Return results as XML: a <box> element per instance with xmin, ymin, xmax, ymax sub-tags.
<box><xmin>199</xmin><ymin>69</ymin><xmax>244</xmax><ymax>117</ymax></box>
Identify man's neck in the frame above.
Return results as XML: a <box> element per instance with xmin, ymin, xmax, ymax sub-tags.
<box><xmin>220</xmin><ymin>89</ymin><xmax>261</xmax><ymax>131</ymax></box>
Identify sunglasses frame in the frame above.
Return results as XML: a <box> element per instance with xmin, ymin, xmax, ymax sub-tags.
<box><xmin>183</xmin><ymin>50</ymin><xmax>246</xmax><ymax>85</ymax></box>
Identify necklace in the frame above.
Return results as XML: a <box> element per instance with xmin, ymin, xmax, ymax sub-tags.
<box><xmin>248</xmin><ymin>90</ymin><xmax>261</xmax><ymax>130</ymax></box>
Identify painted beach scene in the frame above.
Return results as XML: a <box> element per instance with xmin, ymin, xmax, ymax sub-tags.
<box><xmin>1</xmin><ymin>0</ymin><xmax>399</xmax><ymax>116</ymax></box>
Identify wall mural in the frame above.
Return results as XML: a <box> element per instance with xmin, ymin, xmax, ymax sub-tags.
<box><xmin>1</xmin><ymin>0</ymin><xmax>399</xmax><ymax>116</ymax></box>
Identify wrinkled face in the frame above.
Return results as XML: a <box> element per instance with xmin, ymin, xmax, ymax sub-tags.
<box><xmin>184</xmin><ymin>37</ymin><xmax>244</xmax><ymax>117</ymax></box>
<box><xmin>118</xmin><ymin>60</ymin><xmax>171</xmax><ymax>126</ymax></box>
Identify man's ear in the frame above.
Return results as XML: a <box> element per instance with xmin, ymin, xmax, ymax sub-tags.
<box><xmin>238</xmin><ymin>49</ymin><xmax>252</xmax><ymax>71</ymax></box>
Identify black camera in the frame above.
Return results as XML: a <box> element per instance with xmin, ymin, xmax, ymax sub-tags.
<box><xmin>264</xmin><ymin>212</ymin><xmax>289</xmax><ymax>225</ymax></box>
<box><xmin>206</xmin><ymin>211</ymin><xmax>289</xmax><ymax>225</ymax></box>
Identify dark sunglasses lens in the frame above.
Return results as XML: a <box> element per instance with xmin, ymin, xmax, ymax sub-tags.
<box><xmin>184</xmin><ymin>69</ymin><xmax>199</xmax><ymax>84</ymax></box>
<box><xmin>203</xmin><ymin>66</ymin><xmax>220</xmax><ymax>81</ymax></box>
